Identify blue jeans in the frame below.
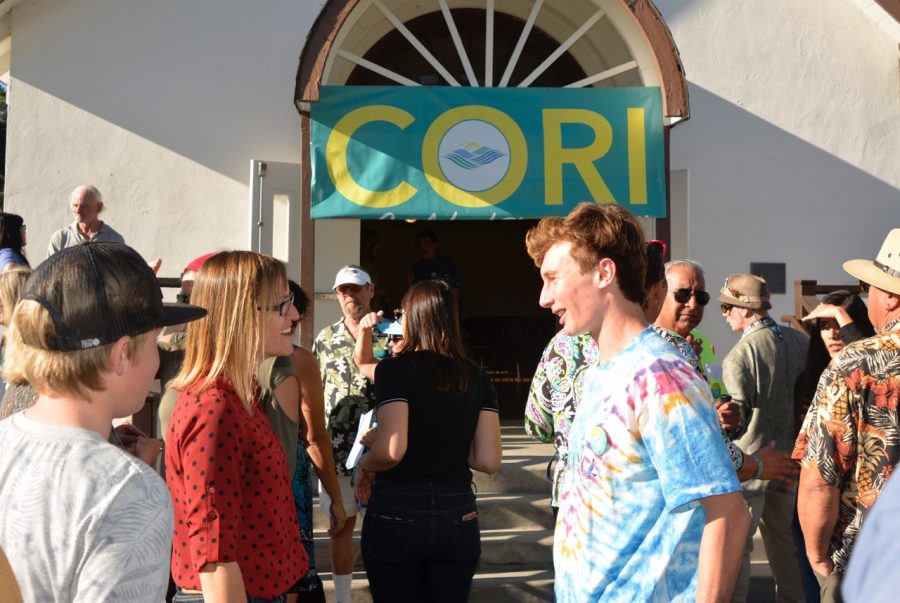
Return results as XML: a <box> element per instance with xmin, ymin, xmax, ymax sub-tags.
<box><xmin>361</xmin><ymin>480</ymin><xmax>481</xmax><ymax>602</ymax></box>
<box><xmin>173</xmin><ymin>588</ymin><xmax>285</xmax><ymax>603</ymax></box>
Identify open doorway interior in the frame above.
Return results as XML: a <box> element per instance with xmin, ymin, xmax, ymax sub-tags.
<box><xmin>361</xmin><ymin>219</ymin><xmax>557</xmax><ymax>418</ymax></box>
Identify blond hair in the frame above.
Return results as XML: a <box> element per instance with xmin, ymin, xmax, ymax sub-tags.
<box><xmin>4</xmin><ymin>300</ymin><xmax>148</xmax><ymax>399</ymax></box>
<box><xmin>169</xmin><ymin>251</ymin><xmax>286</xmax><ymax>408</ymax></box>
<box><xmin>0</xmin><ymin>268</ymin><xmax>31</xmax><ymax>326</ymax></box>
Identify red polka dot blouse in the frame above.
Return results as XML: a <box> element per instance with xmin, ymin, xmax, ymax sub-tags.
<box><xmin>165</xmin><ymin>379</ymin><xmax>308</xmax><ymax>598</ymax></box>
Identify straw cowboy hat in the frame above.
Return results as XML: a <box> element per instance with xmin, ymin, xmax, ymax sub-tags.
<box><xmin>718</xmin><ymin>273</ymin><xmax>772</xmax><ymax>310</ymax></box>
<box><xmin>844</xmin><ymin>228</ymin><xmax>900</xmax><ymax>296</ymax></box>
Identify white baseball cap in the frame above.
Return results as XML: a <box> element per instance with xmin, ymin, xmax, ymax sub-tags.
<box><xmin>333</xmin><ymin>265</ymin><xmax>372</xmax><ymax>290</ymax></box>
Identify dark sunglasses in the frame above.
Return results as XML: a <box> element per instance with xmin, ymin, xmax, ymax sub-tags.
<box><xmin>389</xmin><ymin>335</ymin><xmax>403</xmax><ymax>343</ymax></box>
<box><xmin>672</xmin><ymin>288</ymin><xmax>711</xmax><ymax>306</ymax></box>
<box><xmin>257</xmin><ymin>291</ymin><xmax>295</xmax><ymax>316</ymax></box>
<box><xmin>720</xmin><ymin>303</ymin><xmax>734</xmax><ymax>316</ymax></box>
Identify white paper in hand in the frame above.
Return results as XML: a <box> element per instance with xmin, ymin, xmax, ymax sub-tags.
<box><xmin>346</xmin><ymin>409</ymin><xmax>375</xmax><ymax>470</ymax></box>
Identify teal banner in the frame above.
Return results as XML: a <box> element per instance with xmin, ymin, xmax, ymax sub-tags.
<box><xmin>311</xmin><ymin>86</ymin><xmax>665</xmax><ymax>219</ymax></box>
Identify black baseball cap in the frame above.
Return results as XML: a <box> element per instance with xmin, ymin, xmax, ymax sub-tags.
<box><xmin>20</xmin><ymin>242</ymin><xmax>207</xmax><ymax>351</ymax></box>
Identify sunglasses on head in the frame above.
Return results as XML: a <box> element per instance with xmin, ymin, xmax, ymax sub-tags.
<box><xmin>672</xmin><ymin>288</ymin><xmax>711</xmax><ymax>306</ymax></box>
<box><xmin>646</xmin><ymin>239</ymin><xmax>668</xmax><ymax>258</ymax></box>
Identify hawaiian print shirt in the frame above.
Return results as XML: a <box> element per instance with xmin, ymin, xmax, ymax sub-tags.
<box><xmin>313</xmin><ymin>319</ymin><xmax>389</xmax><ymax>476</ymax></box>
<box><xmin>525</xmin><ymin>332</ymin><xmax>599</xmax><ymax>507</ymax></box>
<box><xmin>793</xmin><ymin>319</ymin><xmax>900</xmax><ymax>574</ymax></box>
<box><xmin>554</xmin><ymin>328</ymin><xmax>740</xmax><ymax>602</ymax></box>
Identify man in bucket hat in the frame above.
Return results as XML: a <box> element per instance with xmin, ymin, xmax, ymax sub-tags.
<box><xmin>794</xmin><ymin>229</ymin><xmax>900</xmax><ymax>603</ymax></box>
<box><xmin>720</xmin><ymin>272</ymin><xmax>809</xmax><ymax>602</ymax></box>
<box><xmin>0</xmin><ymin>243</ymin><xmax>206</xmax><ymax>602</ymax></box>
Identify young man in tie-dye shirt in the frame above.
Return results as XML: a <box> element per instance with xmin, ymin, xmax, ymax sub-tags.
<box><xmin>525</xmin><ymin>203</ymin><xmax>749</xmax><ymax>602</ymax></box>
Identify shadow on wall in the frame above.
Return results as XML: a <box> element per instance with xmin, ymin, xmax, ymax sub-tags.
<box><xmin>11</xmin><ymin>0</ymin><xmax>321</xmax><ymax>183</ymax></box>
<box><xmin>670</xmin><ymin>83</ymin><xmax>899</xmax><ymax>358</ymax></box>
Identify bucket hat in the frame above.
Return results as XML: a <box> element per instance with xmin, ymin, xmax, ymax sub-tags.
<box><xmin>718</xmin><ymin>273</ymin><xmax>772</xmax><ymax>310</ymax></box>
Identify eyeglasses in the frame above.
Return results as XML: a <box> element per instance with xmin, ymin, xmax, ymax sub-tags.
<box><xmin>336</xmin><ymin>284</ymin><xmax>364</xmax><ymax>295</ymax></box>
<box><xmin>672</xmin><ymin>288</ymin><xmax>711</xmax><ymax>306</ymax></box>
<box><xmin>860</xmin><ymin>282</ymin><xmax>871</xmax><ymax>294</ymax></box>
<box><xmin>176</xmin><ymin>292</ymin><xmax>190</xmax><ymax>304</ymax></box>
<box><xmin>258</xmin><ymin>291</ymin><xmax>295</xmax><ymax>316</ymax></box>
<box><xmin>389</xmin><ymin>335</ymin><xmax>403</xmax><ymax>343</ymax></box>
<box><xmin>20</xmin><ymin>224</ymin><xmax>26</xmax><ymax>231</ymax></box>
<box><xmin>720</xmin><ymin>303</ymin><xmax>734</xmax><ymax>316</ymax></box>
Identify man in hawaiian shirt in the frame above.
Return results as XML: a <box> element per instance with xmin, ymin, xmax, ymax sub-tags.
<box><xmin>720</xmin><ymin>273</ymin><xmax>808</xmax><ymax>603</ymax></box>
<box><xmin>527</xmin><ymin>203</ymin><xmax>748</xmax><ymax>602</ymax></box>
<box><xmin>313</xmin><ymin>264</ymin><xmax>387</xmax><ymax>603</ymax></box>
<box><xmin>793</xmin><ymin>229</ymin><xmax>900</xmax><ymax>603</ymax></box>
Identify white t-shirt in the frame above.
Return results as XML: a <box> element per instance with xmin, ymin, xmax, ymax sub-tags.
<box><xmin>0</xmin><ymin>412</ymin><xmax>172</xmax><ymax>602</ymax></box>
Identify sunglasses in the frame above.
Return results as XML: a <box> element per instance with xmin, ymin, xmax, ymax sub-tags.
<box><xmin>176</xmin><ymin>292</ymin><xmax>190</xmax><ymax>304</ymax></box>
<box><xmin>389</xmin><ymin>335</ymin><xmax>403</xmax><ymax>343</ymax></box>
<box><xmin>646</xmin><ymin>239</ymin><xmax>668</xmax><ymax>258</ymax></box>
<box><xmin>672</xmin><ymin>288</ymin><xmax>711</xmax><ymax>306</ymax></box>
<box><xmin>860</xmin><ymin>282</ymin><xmax>871</xmax><ymax>294</ymax></box>
<box><xmin>720</xmin><ymin>303</ymin><xmax>734</xmax><ymax>316</ymax></box>
<box><xmin>257</xmin><ymin>291</ymin><xmax>295</xmax><ymax>316</ymax></box>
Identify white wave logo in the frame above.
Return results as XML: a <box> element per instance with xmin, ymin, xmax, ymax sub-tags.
<box><xmin>437</xmin><ymin>120</ymin><xmax>511</xmax><ymax>192</ymax></box>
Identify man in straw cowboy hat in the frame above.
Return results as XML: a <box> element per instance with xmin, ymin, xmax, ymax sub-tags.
<box><xmin>793</xmin><ymin>228</ymin><xmax>900</xmax><ymax>603</ymax></box>
<box><xmin>719</xmin><ymin>272</ymin><xmax>809</xmax><ymax>602</ymax></box>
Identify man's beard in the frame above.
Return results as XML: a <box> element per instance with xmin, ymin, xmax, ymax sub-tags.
<box><xmin>345</xmin><ymin>301</ymin><xmax>367</xmax><ymax>321</ymax></box>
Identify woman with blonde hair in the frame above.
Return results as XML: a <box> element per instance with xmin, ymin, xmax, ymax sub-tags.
<box><xmin>165</xmin><ymin>251</ymin><xmax>308</xmax><ymax>603</ymax></box>
<box><xmin>354</xmin><ymin>280</ymin><xmax>502</xmax><ymax>602</ymax></box>
<box><xmin>0</xmin><ymin>267</ymin><xmax>31</xmax><ymax>327</ymax></box>
<box><xmin>0</xmin><ymin>267</ymin><xmax>32</xmax><ymax>399</ymax></box>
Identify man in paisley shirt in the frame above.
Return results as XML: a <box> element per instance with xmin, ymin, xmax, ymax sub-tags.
<box><xmin>313</xmin><ymin>264</ymin><xmax>388</xmax><ymax>603</ymax></box>
<box><xmin>526</xmin><ymin>203</ymin><xmax>748</xmax><ymax>602</ymax></box>
<box><xmin>793</xmin><ymin>229</ymin><xmax>900</xmax><ymax>603</ymax></box>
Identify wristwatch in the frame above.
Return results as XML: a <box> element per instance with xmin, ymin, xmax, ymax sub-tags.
<box><xmin>750</xmin><ymin>453</ymin><xmax>764</xmax><ymax>480</ymax></box>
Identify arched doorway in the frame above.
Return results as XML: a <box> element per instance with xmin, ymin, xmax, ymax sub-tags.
<box><xmin>294</xmin><ymin>0</ymin><xmax>689</xmax><ymax>415</ymax></box>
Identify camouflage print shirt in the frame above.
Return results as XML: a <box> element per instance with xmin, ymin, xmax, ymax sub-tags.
<box><xmin>793</xmin><ymin>319</ymin><xmax>900</xmax><ymax>574</ymax></box>
<box><xmin>313</xmin><ymin>319</ymin><xmax>389</xmax><ymax>476</ymax></box>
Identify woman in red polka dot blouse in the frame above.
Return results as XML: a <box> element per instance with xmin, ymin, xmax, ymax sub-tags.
<box><xmin>165</xmin><ymin>251</ymin><xmax>309</xmax><ymax>602</ymax></box>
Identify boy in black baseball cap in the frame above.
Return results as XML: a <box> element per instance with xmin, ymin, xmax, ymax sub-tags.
<box><xmin>0</xmin><ymin>243</ymin><xmax>205</xmax><ymax>602</ymax></box>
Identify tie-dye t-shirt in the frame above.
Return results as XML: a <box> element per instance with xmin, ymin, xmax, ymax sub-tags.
<box><xmin>554</xmin><ymin>327</ymin><xmax>740</xmax><ymax>602</ymax></box>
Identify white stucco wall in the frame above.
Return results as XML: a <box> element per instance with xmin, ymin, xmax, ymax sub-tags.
<box><xmin>658</xmin><ymin>0</ymin><xmax>900</xmax><ymax>356</ymax></box>
<box><xmin>4</xmin><ymin>0</ymin><xmax>326</xmax><ymax>283</ymax></box>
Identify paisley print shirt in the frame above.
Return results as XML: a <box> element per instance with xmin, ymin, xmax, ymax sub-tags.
<box><xmin>313</xmin><ymin>319</ymin><xmax>388</xmax><ymax>476</ymax></box>
<box><xmin>793</xmin><ymin>319</ymin><xmax>900</xmax><ymax>574</ymax></box>
<box><xmin>525</xmin><ymin>332</ymin><xmax>599</xmax><ymax>507</ymax></box>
